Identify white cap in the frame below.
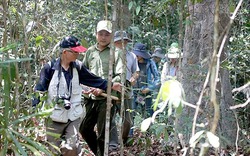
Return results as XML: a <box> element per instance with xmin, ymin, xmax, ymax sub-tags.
<box><xmin>96</xmin><ymin>20</ymin><xmax>112</xmax><ymax>33</ymax></box>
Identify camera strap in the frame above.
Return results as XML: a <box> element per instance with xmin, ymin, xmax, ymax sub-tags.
<box><xmin>56</xmin><ymin>65</ymin><xmax>72</xmax><ymax>100</ymax></box>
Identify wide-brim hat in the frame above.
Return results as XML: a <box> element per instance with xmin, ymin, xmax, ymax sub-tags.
<box><xmin>59</xmin><ymin>36</ymin><xmax>87</xmax><ymax>53</ymax></box>
<box><xmin>114</xmin><ymin>31</ymin><xmax>132</xmax><ymax>42</ymax></box>
<box><xmin>167</xmin><ymin>45</ymin><xmax>183</xmax><ymax>58</ymax></box>
<box><xmin>152</xmin><ymin>48</ymin><xmax>165</xmax><ymax>58</ymax></box>
<box><xmin>167</xmin><ymin>53</ymin><xmax>183</xmax><ymax>58</ymax></box>
<box><xmin>132</xmin><ymin>43</ymin><xmax>151</xmax><ymax>59</ymax></box>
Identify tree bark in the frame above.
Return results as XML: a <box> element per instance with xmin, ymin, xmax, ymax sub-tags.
<box><xmin>180</xmin><ymin>0</ymin><xmax>236</xmax><ymax>147</ymax></box>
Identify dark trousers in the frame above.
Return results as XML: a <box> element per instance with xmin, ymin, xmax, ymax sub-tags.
<box><xmin>79</xmin><ymin>98</ymin><xmax>116</xmax><ymax>156</ymax></box>
<box><xmin>110</xmin><ymin>98</ymin><xmax>133</xmax><ymax>146</ymax></box>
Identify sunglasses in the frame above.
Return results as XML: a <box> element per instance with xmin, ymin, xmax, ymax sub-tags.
<box><xmin>65</xmin><ymin>49</ymin><xmax>79</xmax><ymax>54</ymax></box>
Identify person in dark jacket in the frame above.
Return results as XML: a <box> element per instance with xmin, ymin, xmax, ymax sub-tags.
<box><xmin>132</xmin><ymin>43</ymin><xmax>160</xmax><ymax>118</ymax></box>
<box><xmin>33</xmin><ymin>36</ymin><xmax>120</xmax><ymax>156</ymax></box>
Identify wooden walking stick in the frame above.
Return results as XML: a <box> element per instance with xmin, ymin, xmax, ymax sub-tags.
<box><xmin>80</xmin><ymin>84</ymin><xmax>119</xmax><ymax>101</ymax></box>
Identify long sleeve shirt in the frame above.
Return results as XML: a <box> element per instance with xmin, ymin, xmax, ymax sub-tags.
<box><xmin>134</xmin><ymin>59</ymin><xmax>160</xmax><ymax>92</ymax></box>
<box><xmin>82</xmin><ymin>43</ymin><xmax>123</xmax><ymax>99</ymax></box>
<box><xmin>33</xmin><ymin>58</ymin><xmax>108</xmax><ymax>106</ymax></box>
<box><xmin>83</xmin><ymin>44</ymin><xmax>123</xmax><ymax>82</ymax></box>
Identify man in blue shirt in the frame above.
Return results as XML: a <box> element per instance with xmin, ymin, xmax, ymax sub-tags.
<box><xmin>109</xmin><ymin>31</ymin><xmax>140</xmax><ymax>150</ymax></box>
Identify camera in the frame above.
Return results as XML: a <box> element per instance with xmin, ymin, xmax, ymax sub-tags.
<box><xmin>56</xmin><ymin>94</ymin><xmax>71</xmax><ymax>110</ymax></box>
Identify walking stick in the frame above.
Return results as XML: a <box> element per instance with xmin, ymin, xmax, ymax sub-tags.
<box><xmin>80</xmin><ymin>84</ymin><xmax>119</xmax><ymax>101</ymax></box>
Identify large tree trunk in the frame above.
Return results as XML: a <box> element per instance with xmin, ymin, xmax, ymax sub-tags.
<box><xmin>180</xmin><ymin>0</ymin><xmax>236</xmax><ymax>147</ymax></box>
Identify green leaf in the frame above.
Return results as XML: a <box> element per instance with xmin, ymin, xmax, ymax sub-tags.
<box><xmin>0</xmin><ymin>43</ymin><xmax>18</xmax><ymax>53</ymax></box>
<box><xmin>189</xmin><ymin>130</ymin><xmax>205</xmax><ymax>148</ymax></box>
<box><xmin>190</xmin><ymin>0</ymin><xmax>204</xmax><ymax>4</ymax></box>
<box><xmin>20</xmin><ymin>143</ymin><xmax>42</xmax><ymax>156</ymax></box>
<box><xmin>140</xmin><ymin>117</ymin><xmax>152</xmax><ymax>132</ymax></box>
<box><xmin>128</xmin><ymin>1</ymin><xmax>133</xmax><ymax>11</ymax></box>
<box><xmin>175</xmin><ymin>102</ymin><xmax>183</xmax><ymax>115</ymax></box>
<box><xmin>206</xmin><ymin>132</ymin><xmax>220</xmax><ymax>148</ymax></box>
<box><xmin>46</xmin><ymin>141</ymin><xmax>61</xmax><ymax>153</ymax></box>
<box><xmin>0</xmin><ymin>58</ymin><xmax>33</xmax><ymax>65</ymax></box>
<box><xmin>81</xmin><ymin>38</ymin><xmax>89</xmax><ymax>48</ymax></box>
<box><xmin>46</xmin><ymin>131</ymin><xmax>61</xmax><ymax>139</ymax></box>
<box><xmin>0</xmin><ymin>129</ymin><xmax>9</xmax><ymax>155</ymax></box>
<box><xmin>8</xmin><ymin>130</ymin><xmax>28</xmax><ymax>156</ymax></box>
<box><xmin>164</xmin><ymin>129</ymin><xmax>169</xmax><ymax>141</ymax></box>
<box><xmin>35</xmin><ymin>36</ymin><xmax>44</xmax><ymax>47</ymax></box>
<box><xmin>12</xmin><ymin>148</ymin><xmax>22</xmax><ymax>156</ymax></box>
<box><xmin>229</xmin><ymin>4</ymin><xmax>235</xmax><ymax>13</ymax></box>
<box><xmin>152</xmin><ymin>17</ymin><xmax>159</xmax><ymax>27</ymax></box>
<box><xmin>11</xmin><ymin>108</ymin><xmax>53</xmax><ymax>125</ymax></box>
<box><xmin>11</xmin><ymin>129</ymin><xmax>52</xmax><ymax>155</ymax></box>
<box><xmin>2</xmin><ymin>66</ymin><xmax>11</xmax><ymax>126</ymax></box>
<box><xmin>136</xmin><ymin>6</ymin><xmax>141</xmax><ymax>15</ymax></box>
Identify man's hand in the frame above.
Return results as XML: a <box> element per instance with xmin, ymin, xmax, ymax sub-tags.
<box><xmin>82</xmin><ymin>85</ymin><xmax>103</xmax><ymax>96</ymax></box>
<box><xmin>91</xmin><ymin>88</ymin><xmax>103</xmax><ymax>96</ymax></box>
<box><xmin>111</xmin><ymin>82</ymin><xmax>121</xmax><ymax>92</ymax></box>
<box><xmin>141</xmin><ymin>88</ymin><xmax>150</xmax><ymax>94</ymax></box>
<box><xmin>129</xmin><ymin>77</ymin><xmax>136</xmax><ymax>86</ymax></box>
<box><xmin>130</xmin><ymin>71</ymin><xmax>139</xmax><ymax>86</ymax></box>
<box><xmin>81</xmin><ymin>84</ymin><xmax>120</xmax><ymax>100</ymax></box>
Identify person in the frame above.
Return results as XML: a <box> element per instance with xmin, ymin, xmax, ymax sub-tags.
<box><xmin>109</xmin><ymin>30</ymin><xmax>140</xmax><ymax>150</ymax></box>
<box><xmin>161</xmin><ymin>44</ymin><xmax>182</xmax><ymax>84</ymax></box>
<box><xmin>151</xmin><ymin>47</ymin><xmax>165</xmax><ymax>99</ymax></box>
<box><xmin>79</xmin><ymin>20</ymin><xmax>123</xmax><ymax>156</ymax></box>
<box><xmin>152</xmin><ymin>47</ymin><xmax>165</xmax><ymax>73</ymax></box>
<box><xmin>32</xmin><ymin>36</ymin><xmax>121</xmax><ymax>156</ymax></box>
<box><xmin>132</xmin><ymin>43</ymin><xmax>160</xmax><ymax>118</ymax></box>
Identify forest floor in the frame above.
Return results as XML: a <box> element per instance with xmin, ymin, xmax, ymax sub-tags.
<box><xmin>81</xmin><ymin>129</ymin><xmax>248</xmax><ymax>156</ymax></box>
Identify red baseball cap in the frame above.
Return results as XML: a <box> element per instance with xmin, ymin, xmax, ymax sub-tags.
<box><xmin>59</xmin><ymin>36</ymin><xmax>87</xmax><ymax>53</ymax></box>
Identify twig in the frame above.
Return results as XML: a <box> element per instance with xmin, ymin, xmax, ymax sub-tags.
<box><xmin>233</xmin><ymin>110</ymin><xmax>240</xmax><ymax>154</ymax></box>
<box><xmin>182</xmin><ymin>100</ymin><xmax>203</xmax><ymax>113</ymax></box>
<box><xmin>192</xmin><ymin>70</ymin><xmax>211</xmax><ymax>136</ymax></box>
<box><xmin>232</xmin><ymin>82</ymin><xmax>250</xmax><ymax>93</ymax></box>
<box><xmin>230</xmin><ymin>98</ymin><xmax>250</xmax><ymax>109</ymax></box>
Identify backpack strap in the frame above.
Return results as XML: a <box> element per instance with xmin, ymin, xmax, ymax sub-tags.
<box><xmin>48</xmin><ymin>58</ymin><xmax>56</xmax><ymax>68</ymax></box>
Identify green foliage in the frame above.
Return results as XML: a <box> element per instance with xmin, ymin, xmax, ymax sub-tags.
<box><xmin>140</xmin><ymin>80</ymin><xmax>184</xmax><ymax>148</ymax></box>
<box><xmin>153</xmin><ymin>80</ymin><xmax>184</xmax><ymax>115</ymax></box>
<box><xmin>0</xmin><ymin>56</ymin><xmax>53</xmax><ymax>155</ymax></box>
<box><xmin>0</xmin><ymin>0</ymin><xmax>249</xmax><ymax>155</ymax></box>
<box><xmin>225</xmin><ymin>0</ymin><xmax>250</xmax><ymax>134</ymax></box>
<box><xmin>128</xmin><ymin>0</ymin><xmax>180</xmax><ymax>51</ymax></box>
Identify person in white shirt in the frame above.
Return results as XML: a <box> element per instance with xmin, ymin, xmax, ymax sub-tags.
<box><xmin>161</xmin><ymin>45</ymin><xmax>182</xmax><ymax>84</ymax></box>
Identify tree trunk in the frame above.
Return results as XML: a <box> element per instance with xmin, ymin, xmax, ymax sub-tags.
<box><xmin>180</xmin><ymin>0</ymin><xmax>236</xmax><ymax>147</ymax></box>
